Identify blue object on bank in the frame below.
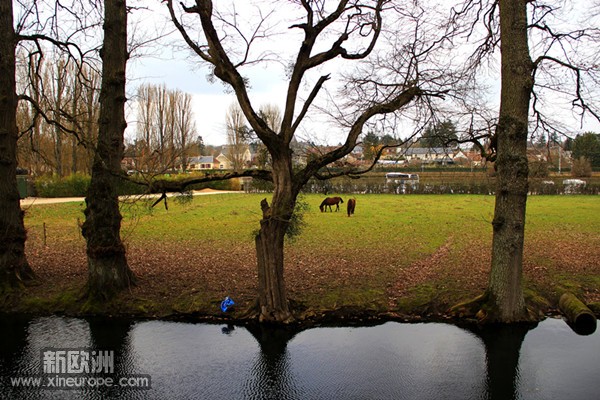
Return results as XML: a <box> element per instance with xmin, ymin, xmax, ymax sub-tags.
<box><xmin>220</xmin><ymin>296</ymin><xmax>235</xmax><ymax>312</ymax></box>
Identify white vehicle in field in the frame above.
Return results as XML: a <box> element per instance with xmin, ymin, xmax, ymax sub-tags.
<box><xmin>385</xmin><ymin>172</ymin><xmax>419</xmax><ymax>193</ymax></box>
<box><xmin>562</xmin><ymin>179</ymin><xmax>586</xmax><ymax>194</ymax></box>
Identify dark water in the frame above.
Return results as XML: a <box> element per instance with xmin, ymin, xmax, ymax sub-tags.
<box><xmin>0</xmin><ymin>316</ymin><xmax>598</xmax><ymax>399</ymax></box>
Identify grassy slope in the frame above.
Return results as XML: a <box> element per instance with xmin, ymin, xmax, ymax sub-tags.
<box><xmin>13</xmin><ymin>193</ymin><xmax>600</xmax><ymax>320</ymax></box>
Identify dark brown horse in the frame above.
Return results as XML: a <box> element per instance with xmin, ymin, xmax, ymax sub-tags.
<box><xmin>347</xmin><ymin>198</ymin><xmax>356</xmax><ymax>217</ymax></box>
<box><xmin>320</xmin><ymin>196</ymin><xmax>344</xmax><ymax>212</ymax></box>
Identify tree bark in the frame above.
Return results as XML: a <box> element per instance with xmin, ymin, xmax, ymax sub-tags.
<box><xmin>254</xmin><ymin>155</ymin><xmax>295</xmax><ymax>323</ymax></box>
<box><xmin>82</xmin><ymin>0</ymin><xmax>135</xmax><ymax>299</ymax></box>
<box><xmin>486</xmin><ymin>0</ymin><xmax>533</xmax><ymax>322</ymax></box>
<box><xmin>0</xmin><ymin>0</ymin><xmax>35</xmax><ymax>290</ymax></box>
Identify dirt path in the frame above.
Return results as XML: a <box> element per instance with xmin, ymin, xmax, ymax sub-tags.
<box><xmin>20</xmin><ymin>189</ymin><xmax>243</xmax><ymax>206</ymax></box>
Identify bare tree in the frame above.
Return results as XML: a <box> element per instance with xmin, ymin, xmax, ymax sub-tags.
<box><xmin>255</xmin><ymin>103</ymin><xmax>282</xmax><ymax>168</ymax></box>
<box><xmin>80</xmin><ymin>66</ymin><xmax>101</xmax><ymax>173</ymax></box>
<box><xmin>4</xmin><ymin>0</ymin><xmax>109</xmax><ymax>291</ymax></box>
<box><xmin>18</xmin><ymin>51</ymin><xmax>46</xmax><ymax>175</ymax></box>
<box><xmin>16</xmin><ymin>50</ymin><xmax>102</xmax><ymax>175</ymax></box>
<box><xmin>155</xmin><ymin>83</ymin><xmax>169</xmax><ymax>169</ymax></box>
<box><xmin>167</xmin><ymin>0</ymin><xmax>454</xmax><ymax>322</ymax></box>
<box><xmin>452</xmin><ymin>0</ymin><xmax>600</xmax><ymax>322</ymax></box>
<box><xmin>135</xmin><ymin>83</ymin><xmax>196</xmax><ymax>173</ymax></box>
<box><xmin>135</xmin><ymin>83</ymin><xmax>156</xmax><ymax>171</ymax></box>
<box><xmin>259</xmin><ymin>104</ymin><xmax>282</xmax><ymax>132</ymax></box>
<box><xmin>174</xmin><ymin>90</ymin><xmax>196</xmax><ymax>171</ymax></box>
<box><xmin>166</xmin><ymin>90</ymin><xmax>178</xmax><ymax>166</ymax></box>
<box><xmin>68</xmin><ymin>61</ymin><xmax>82</xmax><ymax>175</ymax></box>
<box><xmin>225</xmin><ymin>102</ymin><xmax>250</xmax><ymax>172</ymax></box>
<box><xmin>82</xmin><ymin>0</ymin><xmax>136</xmax><ymax>300</ymax></box>
<box><xmin>51</xmin><ymin>57</ymin><xmax>66</xmax><ymax>176</ymax></box>
<box><xmin>0</xmin><ymin>0</ymin><xmax>35</xmax><ymax>290</ymax></box>
<box><xmin>485</xmin><ymin>0</ymin><xmax>533</xmax><ymax>322</ymax></box>
<box><xmin>12</xmin><ymin>0</ymin><xmax>106</xmax><ymax>178</ymax></box>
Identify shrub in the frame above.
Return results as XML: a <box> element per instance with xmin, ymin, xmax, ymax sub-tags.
<box><xmin>186</xmin><ymin>178</ymin><xmax>239</xmax><ymax>191</ymax></box>
<box><xmin>245</xmin><ymin>178</ymin><xmax>274</xmax><ymax>193</ymax></box>
<box><xmin>571</xmin><ymin>157</ymin><xmax>592</xmax><ymax>178</ymax></box>
<box><xmin>34</xmin><ymin>172</ymin><xmax>244</xmax><ymax>198</ymax></box>
<box><xmin>35</xmin><ymin>173</ymin><xmax>91</xmax><ymax>197</ymax></box>
<box><xmin>286</xmin><ymin>196</ymin><xmax>309</xmax><ymax>241</ymax></box>
<box><xmin>529</xmin><ymin>161</ymin><xmax>549</xmax><ymax>178</ymax></box>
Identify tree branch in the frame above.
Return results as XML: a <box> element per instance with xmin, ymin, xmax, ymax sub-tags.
<box><xmin>532</xmin><ymin>55</ymin><xmax>600</xmax><ymax>122</ymax></box>
<box><xmin>295</xmin><ymin>85</ymin><xmax>424</xmax><ymax>190</ymax></box>
<box><xmin>18</xmin><ymin>93</ymin><xmax>87</xmax><ymax>146</ymax></box>
<box><xmin>165</xmin><ymin>0</ymin><xmax>213</xmax><ymax>63</ymax></box>
<box><xmin>170</xmin><ymin>0</ymin><xmax>278</xmax><ymax>150</ymax></box>
<box><xmin>128</xmin><ymin>168</ymin><xmax>273</xmax><ymax>194</ymax></box>
<box><xmin>290</xmin><ymin>74</ymin><xmax>330</xmax><ymax>137</ymax></box>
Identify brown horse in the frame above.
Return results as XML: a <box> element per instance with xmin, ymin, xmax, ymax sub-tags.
<box><xmin>320</xmin><ymin>196</ymin><xmax>344</xmax><ymax>212</ymax></box>
<box><xmin>347</xmin><ymin>198</ymin><xmax>356</xmax><ymax>217</ymax></box>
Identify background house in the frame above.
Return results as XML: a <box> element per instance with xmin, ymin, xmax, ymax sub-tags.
<box><xmin>186</xmin><ymin>154</ymin><xmax>232</xmax><ymax>171</ymax></box>
<box><xmin>216</xmin><ymin>153</ymin><xmax>233</xmax><ymax>170</ymax></box>
<box><xmin>403</xmin><ymin>147</ymin><xmax>457</xmax><ymax>165</ymax></box>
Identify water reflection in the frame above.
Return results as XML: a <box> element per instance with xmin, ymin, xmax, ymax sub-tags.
<box><xmin>0</xmin><ymin>316</ymin><xmax>597</xmax><ymax>400</ymax></box>
<box><xmin>283</xmin><ymin>323</ymin><xmax>487</xmax><ymax>399</ymax></box>
<box><xmin>0</xmin><ymin>315</ymin><xmax>30</xmax><ymax>384</ymax></box>
<box><xmin>244</xmin><ymin>324</ymin><xmax>302</xmax><ymax>399</ymax></box>
<box><xmin>465</xmin><ymin>323</ymin><xmax>537</xmax><ymax>400</ymax></box>
<box><xmin>87</xmin><ymin>318</ymin><xmax>137</xmax><ymax>400</ymax></box>
<box><xmin>220</xmin><ymin>323</ymin><xmax>236</xmax><ymax>335</ymax></box>
<box><xmin>566</xmin><ymin>318</ymin><xmax>597</xmax><ymax>336</ymax></box>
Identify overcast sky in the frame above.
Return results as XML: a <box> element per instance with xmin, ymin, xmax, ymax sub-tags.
<box><xmin>129</xmin><ymin>54</ymin><xmax>291</xmax><ymax>146</ymax></box>
<box><xmin>125</xmin><ymin>0</ymin><xmax>600</xmax><ymax>147</ymax></box>
<box><xmin>126</xmin><ymin>0</ymin><xmax>301</xmax><ymax>146</ymax></box>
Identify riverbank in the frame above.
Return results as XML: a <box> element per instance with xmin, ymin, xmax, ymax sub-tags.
<box><xmin>3</xmin><ymin>236</ymin><xmax>599</xmax><ymax>326</ymax></box>
<box><xmin>4</xmin><ymin>193</ymin><xmax>600</xmax><ymax>325</ymax></box>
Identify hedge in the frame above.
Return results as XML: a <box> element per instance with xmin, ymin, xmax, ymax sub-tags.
<box><xmin>33</xmin><ymin>173</ymin><xmax>240</xmax><ymax>198</ymax></box>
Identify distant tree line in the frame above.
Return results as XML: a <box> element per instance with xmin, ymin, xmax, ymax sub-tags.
<box><xmin>132</xmin><ymin>83</ymin><xmax>197</xmax><ymax>173</ymax></box>
<box><xmin>16</xmin><ymin>52</ymin><xmax>101</xmax><ymax>176</ymax></box>
<box><xmin>571</xmin><ymin>132</ymin><xmax>600</xmax><ymax>169</ymax></box>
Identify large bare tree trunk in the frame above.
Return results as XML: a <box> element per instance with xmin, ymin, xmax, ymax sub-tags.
<box><xmin>486</xmin><ymin>0</ymin><xmax>533</xmax><ymax>322</ymax></box>
<box><xmin>0</xmin><ymin>0</ymin><xmax>35</xmax><ymax>290</ymax></box>
<box><xmin>82</xmin><ymin>0</ymin><xmax>135</xmax><ymax>299</ymax></box>
<box><xmin>255</xmin><ymin>156</ymin><xmax>294</xmax><ymax>323</ymax></box>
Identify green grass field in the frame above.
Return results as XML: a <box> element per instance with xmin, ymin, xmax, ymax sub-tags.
<box><xmin>23</xmin><ymin>192</ymin><xmax>599</xmax><ymax>249</ymax></box>
<box><xmin>18</xmin><ymin>193</ymin><xmax>600</xmax><ymax>318</ymax></box>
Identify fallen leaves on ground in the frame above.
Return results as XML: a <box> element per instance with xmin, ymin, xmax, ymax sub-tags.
<box><xmin>15</xmin><ymin>228</ymin><xmax>600</xmax><ymax>317</ymax></box>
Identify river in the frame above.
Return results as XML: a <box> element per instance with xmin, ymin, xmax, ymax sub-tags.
<box><xmin>0</xmin><ymin>316</ymin><xmax>598</xmax><ymax>399</ymax></box>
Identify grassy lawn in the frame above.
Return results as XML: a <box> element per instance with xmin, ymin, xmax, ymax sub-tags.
<box><xmin>13</xmin><ymin>193</ymin><xmax>600</xmax><ymax>319</ymax></box>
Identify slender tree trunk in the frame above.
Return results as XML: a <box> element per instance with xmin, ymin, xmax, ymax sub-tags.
<box><xmin>486</xmin><ymin>0</ymin><xmax>533</xmax><ymax>322</ymax></box>
<box><xmin>255</xmin><ymin>155</ymin><xmax>294</xmax><ymax>323</ymax></box>
<box><xmin>0</xmin><ymin>0</ymin><xmax>35</xmax><ymax>290</ymax></box>
<box><xmin>71</xmin><ymin>136</ymin><xmax>78</xmax><ymax>174</ymax></box>
<box><xmin>29</xmin><ymin>58</ymin><xmax>42</xmax><ymax>176</ymax></box>
<box><xmin>82</xmin><ymin>0</ymin><xmax>135</xmax><ymax>299</ymax></box>
<box><xmin>53</xmin><ymin>62</ymin><xmax>64</xmax><ymax>176</ymax></box>
<box><xmin>181</xmin><ymin>138</ymin><xmax>187</xmax><ymax>172</ymax></box>
<box><xmin>70</xmin><ymin>77</ymin><xmax>79</xmax><ymax>174</ymax></box>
